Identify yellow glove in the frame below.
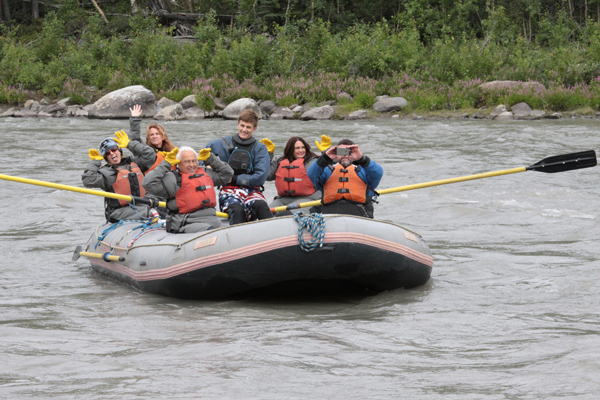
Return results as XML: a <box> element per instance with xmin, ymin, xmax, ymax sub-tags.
<box><xmin>88</xmin><ymin>149</ymin><xmax>104</xmax><ymax>161</ymax></box>
<box><xmin>315</xmin><ymin>135</ymin><xmax>331</xmax><ymax>152</ymax></box>
<box><xmin>113</xmin><ymin>130</ymin><xmax>130</xmax><ymax>149</ymax></box>
<box><xmin>259</xmin><ymin>138</ymin><xmax>275</xmax><ymax>154</ymax></box>
<box><xmin>164</xmin><ymin>147</ymin><xmax>180</xmax><ymax>166</ymax></box>
<box><xmin>198</xmin><ymin>148</ymin><xmax>211</xmax><ymax>162</ymax></box>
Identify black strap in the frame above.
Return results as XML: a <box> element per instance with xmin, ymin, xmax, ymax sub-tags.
<box><xmin>195</xmin><ymin>185</ymin><xmax>209</xmax><ymax>191</ymax></box>
<box><xmin>283</xmin><ymin>177</ymin><xmax>295</xmax><ymax>182</ymax></box>
<box><xmin>284</xmin><ymin>190</ymin><xmax>296</xmax><ymax>195</ymax></box>
<box><xmin>340</xmin><ymin>168</ymin><xmax>349</xmax><ymax>173</ymax></box>
<box><xmin>338</xmin><ymin>177</ymin><xmax>349</xmax><ymax>182</ymax></box>
<box><xmin>337</xmin><ymin>188</ymin><xmax>350</xmax><ymax>194</ymax></box>
<box><xmin>189</xmin><ymin>173</ymin><xmax>205</xmax><ymax>179</ymax></box>
<box><xmin>282</xmin><ymin>165</ymin><xmax>299</xmax><ymax>169</ymax></box>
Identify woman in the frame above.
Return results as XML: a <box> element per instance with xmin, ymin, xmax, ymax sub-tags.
<box><xmin>129</xmin><ymin>104</ymin><xmax>176</xmax><ymax>172</ymax></box>
<box><xmin>266</xmin><ymin>136</ymin><xmax>321</xmax><ymax>213</ymax></box>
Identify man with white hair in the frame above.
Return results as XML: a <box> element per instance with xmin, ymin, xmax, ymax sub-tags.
<box><xmin>142</xmin><ymin>146</ymin><xmax>233</xmax><ymax>233</ymax></box>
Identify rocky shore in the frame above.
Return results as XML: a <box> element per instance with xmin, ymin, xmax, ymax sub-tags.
<box><xmin>1</xmin><ymin>82</ymin><xmax>598</xmax><ymax>122</ymax></box>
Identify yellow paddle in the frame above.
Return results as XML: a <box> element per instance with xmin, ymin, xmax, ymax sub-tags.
<box><xmin>0</xmin><ymin>174</ymin><xmax>230</xmax><ymax>219</ymax></box>
<box><xmin>270</xmin><ymin>150</ymin><xmax>597</xmax><ymax>213</ymax></box>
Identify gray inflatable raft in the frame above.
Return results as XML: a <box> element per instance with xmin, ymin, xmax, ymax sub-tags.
<box><xmin>77</xmin><ymin>214</ymin><xmax>433</xmax><ymax>299</ymax></box>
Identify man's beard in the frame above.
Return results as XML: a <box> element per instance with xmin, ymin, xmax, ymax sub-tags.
<box><xmin>340</xmin><ymin>158</ymin><xmax>352</xmax><ymax>167</ymax></box>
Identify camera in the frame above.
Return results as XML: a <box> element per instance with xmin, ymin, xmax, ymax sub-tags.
<box><xmin>335</xmin><ymin>147</ymin><xmax>351</xmax><ymax>156</ymax></box>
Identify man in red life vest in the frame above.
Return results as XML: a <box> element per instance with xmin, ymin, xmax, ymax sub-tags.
<box><xmin>307</xmin><ymin>137</ymin><xmax>383</xmax><ymax>218</ymax></box>
<box><xmin>82</xmin><ymin>130</ymin><xmax>157</xmax><ymax>222</ymax></box>
<box><xmin>142</xmin><ymin>146</ymin><xmax>233</xmax><ymax>233</ymax></box>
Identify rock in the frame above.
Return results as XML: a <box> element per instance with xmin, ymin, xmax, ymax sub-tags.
<box><xmin>207</xmin><ymin>109</ymin><xmax>219</xmax><ymax>118</ymax></box>
<box><xmin>54</xmin><ymin>111</ymin><xmax>63</xmax><ymax>118</ymax></box>
<box><xmin>470</xmin><ymin>112</ymin><xmax>486</xmax><ymax>119</ymax></box>
<box><xmin>494</xmin><ymin>111</ymin><xmax>514</xmax><ymax>121</ymax></box>
<box><xmin>153</xmin><ymin>103</ymin><xmax>183</xmax><ymax>121</ymax></box>
<box><xmin>337</xmin><ymin>92</ymin><xmax>353</xmax><ymax>103</ymax></box>
<box><xmin>490</xmin><ymin>104</ymin><xmax>507</xmax><ymax>117</ymax></box>
<box><xmin>87</xmin><ymin>85</ymin><xmax>156</xmax><ymax>119</ymax></box>
<box><xmin>179</xmin><ymin>94</ymin><xmax>198</xmax><ymax>109</ymax></box>
<box><xmin>392</xmin><ymin>114</ymin><xmax>400</xmax><ymax>119</ymax></box>
<box><xmin>217</xmin><ymin>110</ymin><xmax>223</xmax><ymax>118</ymax></box>
<box><xmin>30</xmin><ymin>101</ymin><xmax>41</xmax><ymax>112</ymax></box>
<box><xmin>413</xmin><ymin>115</ymin><xmax>424</xmax><ymax>120</ymax></box>
<box><xmin>479</xmin><ymin>80</ymin><xmax>546</xmax><ymax>92</ymax></box>
<box><xmin>74</xmin><ymin>109</ymin><xmax>89</xmax><ymax>118</ymax></box>
<box><xmin>259</xmin><ymin>100</ymin><xmax>277</xmax><ymax>114</ymax></box>
<box><xmin>1</xmin><ymin>107</ymin><xmax>16</xmax><ymax>117</ymax></box>
<box><xmin>458</xmin><ymin>113</ymin><xmax>469</xmax><ymax>119</ymax></box>
<box><xmin>301</xmin><ymin>105</ymin><xmax>336</xmax><ymax>120</ymax></box>
<box><xmin>374</xmin><ymin>95</ymin><xmax>389</xmax><ymax>102</ymax></box>
<box><xmin>373</xmin><ymin>97</ymin><xmax>408</xmax><ymax>113</ymax></box>
<box><xmin>289</xmin><ymin>104</ymin><xmax>299</xmax><ymax>110</ymax></box>
<box><xmin>270</xmin><ymin>107</ymin><xmax>294</xmax><ymax>119</ymax></box>
<box><xmin>510</xmin><ymin>102</ymin><xmax>533</xmax><ymax>114</ymax></box>
<box><xmin>345</xmin><ymin>110</ymin><xmax>367</xmax><ymax>120</ymax></box>
<box><xmin>39</xmin><ymin>98</ymin><xmax>50</xmax><ymax>105</ymax></box>
<box><xmin>518</xmin><ymin>110</ymin><xmax>546</xmax><ymax>120</ymax></box>
<box><xmin>37</xmin><ymin>111</ymin><xmax>52</xmax><ymax>118</ymax></box>
<box><xmin>66</xmin><ymin>105</ymin><xmax>82</xmax><ymax>117</ymax></box>
<box><xmin>222</xmin><ymin>98</ymin><xmax>262</xmax><ymax>120</ymax></box>
<box><xmin>14</xmin><ymin>109</ymin><xmax>39</xmax><ymax>117</ymax></box>
<box><xmin>213</xmin><ymin>97</ymin><xmax>227</xmax><ymax>110</ymax></box>
<box><xmin>45</xmin><ymin>103</ymin><xmax>68</xmax><ymax>114</ymax></box>
<box><xmin>57</xmin><ymin>98</ymin><xmax>71</xmax><ymax>106</ymax></box>
<box><xmin>24</xmin><ymin>100</ymin><xmax>35</xmax><ymax>109</ymax></box>
<box><xmin>156</xmin><ymin>97</ymin><xmax>177</xmax><ymax>109</ymax></box>
<box><xmin>291</xmin><ymin>106</ymin><xmax>303</xmax><ymax>113</ymax></box>
<box><xmin>322</xmin><ymin>100</ymin><xmax>337</xmax><ymax>106</ymax></box>
<box><xmin>183</xmin><ymin>107</ymin><xmax>205</xmax><ymax>119</ymax></box>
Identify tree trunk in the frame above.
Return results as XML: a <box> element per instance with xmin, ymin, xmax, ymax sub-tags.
<box><xmin>130</xmin><ymin>0</ymin><xmax>138</xmax><ymax>15</ymax></box>
<box><xmin>188</xmin><ymin>0</ymin><xmax>194</xmax><ymax>13</ymax></box>
<box><xmin>1</xmin><ymin>0</ymin><xmax>10</xmax><ymax>21</ymax></box>
<box><xmin>32</xmin><ymin>0</ymin><xmax>39</xmax><ymax>19</ymax></box>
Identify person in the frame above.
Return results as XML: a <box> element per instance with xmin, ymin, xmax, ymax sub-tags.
<box><xmin>142</xmin><ymin>146</ymin><xmax>233</xmax><ymax>233</ymax></box>
<box><xmin>82</xmin><ymin>130</ymin><xmax>158</xmax><ymax>222</ymax></box>
<box><xmin>206</xmin><ymin>109</ymin><xmax>273</xmax><ymax>225</ymax></box>
<box><xmin>129</xmin><ymin>104</ymin><xmax>176</xmax><ymax>173</ymax></box>
<box><xmin>307</xmin><ymin>136</ymin><xmax>383</xmax><ymax>218</ymax></box>
<box><xmin>264</xmin><ymin>136</ymin><xmax>320</xmax><ymax>214</ymax></box>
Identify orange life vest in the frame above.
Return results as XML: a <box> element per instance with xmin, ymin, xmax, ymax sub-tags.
<box><xmin>275</xmin><ymin>158</ymin><xmax>316</xmax><ymax>197</ymax></box>
<box><xmin>111</xmin><ymin>162</ymin><xmax>146</xmax><ymax>207</ymax></box>
<box><xmin>146</xmin><ymin>150</ymin><xmax>166</xmax><ymax>174</ymax></box>
<box><xmin>174</xmin><ymin>168</ymin><xmax>217</xmax><ymax>214</ymax></box>
<box><xmin>322</xmin><ymin>164</ymin><xmax>368</xmax><ymax>205</ymax></box>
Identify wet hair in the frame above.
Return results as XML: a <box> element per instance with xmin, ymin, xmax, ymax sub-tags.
<box><xmin>238</xmin><ymin>109</ymin><xmax>259</xmax><ymax>127</ymax></box>
<box><xmin>176</xmin><ymin>146</ymin><xmax>198</xmax><ymax>161</ymax></box>
<box><xmin>146</xmin><ymin>124</ymin><xmax>175</xmax><ymax>152</ymax></box>
<box><xmin>337</xmin><ymin>139</ymin><xmax>354</xmax><ymax>145</ymax></box>
<box><xmin>282</xmin><ymin>137</ymin><xmax>317</xmax><ymax>164</ymax></box>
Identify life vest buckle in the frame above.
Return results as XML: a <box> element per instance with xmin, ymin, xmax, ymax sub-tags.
<box><xmin>339</xmin><ymin>177</ymin><xmax>349</xmax><ymax>182</ymax></box>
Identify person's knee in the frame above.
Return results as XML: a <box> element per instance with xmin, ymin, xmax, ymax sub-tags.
<box><xmin>226</xmin><ymin>203</ymin><xmax>246</xmax><ymax>225</ymax></box>
<box><xmin>251</xmin><ymin>201</ymin><xmax>273</xmax><ymax>220</ymax></box>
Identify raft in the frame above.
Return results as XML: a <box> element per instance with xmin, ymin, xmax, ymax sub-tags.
<box><xmin>76</xmin><ymin>214</ymin><xmax>433</xmax><ymax>299</ymax></box>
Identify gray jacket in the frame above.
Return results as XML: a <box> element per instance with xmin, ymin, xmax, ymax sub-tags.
<box><xmin>142</xmin><ymin>154</ymin><xmax>233</xmax><ymax>233</ymax></box>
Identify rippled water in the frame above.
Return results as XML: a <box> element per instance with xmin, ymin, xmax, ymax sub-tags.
<box><xmin>0</xmin><ymin>117</ymin><xmax>599</xmax><ymax>398</ymax></box>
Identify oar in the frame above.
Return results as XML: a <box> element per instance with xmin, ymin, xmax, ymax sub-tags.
<box><xmin>0</xmin><ymin>174</ymin><xmax>230</xmax><ymax>219</ymax></box>
<box><xmin>270</xmin><ymin>150</ymin><xmax>597</xmax><ymax>213</ymax></box>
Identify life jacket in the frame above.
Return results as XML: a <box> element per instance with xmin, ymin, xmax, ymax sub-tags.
<box><xmin>109</xmin><ymin>162</ymin><xmax>146</xmax><ymax>207</ymax></box>
<box><xmin>146</xmin><ymin>150</ymin><xmax>165</xmax><ymax>174</ymax></box>
<box><xmin>275</xmin><ymin>158</ymin><xmax>316</xmax><ymax>197</ymax></box>
<box><xmin>173</xmin><ymin>167</ymin><xmax>217</xmax><ymax>214</ymax></box>
<box><xmin>322</xmin><ymin>164</ymin><xmax>369</xmax><ymax>205</ymax></box>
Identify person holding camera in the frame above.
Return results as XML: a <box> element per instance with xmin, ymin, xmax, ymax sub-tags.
<box><xmin>307</xmin><ymin>136</ymin><xmax>383</xmax><ymax>218</ymax></box>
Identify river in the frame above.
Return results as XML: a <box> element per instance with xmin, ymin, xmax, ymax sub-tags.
<box><xmin>0</xmin><ymin>116</ymin><xmax>598</xmax><ymax>398</ymax></box>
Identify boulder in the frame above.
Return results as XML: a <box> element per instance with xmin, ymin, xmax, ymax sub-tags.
<box><xmin>213</xmin><ymin>97</ymin><xmax>227</xmax><ymax>110</ymax></box>
<box><xmin>545</xmin><ymin>112</ymin><xmax>561</xmax><ymax>119</ymax></box>
<box><xmin>183</xmin><ymin>107</ymin><xmax>205</xmax><ymax>119</ymax></box>
<box><xmin>345</xmin><ymin>110</ymin><xmax>367</xmax><ymax>120</ymax></box>
<box><xmin>301</xmin><ymin>105</ymin><xmax>336</xmax><ymax>120</ymax></box>
<box><xmin>153</xmin><ymin>103</ymin><xmax>183</xmax><ymax>121</ymax></box>
<box><xmin>518</xmin><ymin>110</ymin><xmax>546</xmax><ymax>120</ymax></box>
<box><xmin>40</xmin><ymin>98</ymin><xmax>50</xmax><ymax>105</ymax></box>
<box><xmin>30</xmin><ymin>101</ymin><xmax>41</xmax><ymax>112</ymax></box>
<box><xmin>44</xmin><ymin>103</ymin><xmax>68</xmax><ymax>114</ymax></box>
<box><xmin>374</xmin><ymin>95</ymin><xmax>389</xmax><ymax>103</ymax></box>
<box><xmin>1</xmin><ymin>107</ymin><xmax>16</xmax><ymax>117</ymax></box>
<box><xmin>14</xmin><ymin>109</ymin><xmax>39</xmax><ymax>117</ymax></box>
<box><xmin>337</xmin><ymin>92</ymin><xmax>353</xmax><ymax>103</ymax></box>
<box><xmin>222</xmin><ymin>98</ymin><xmax>262</xmax><ymax>120</ymax></box>
<box><xmin>179</xmin><ymin>94</ymin><xmax>198</xmax><ymax>109</ymax></box>
<box><xmin>490</xmin><ymin>104</ymin><xmax>507</xmax><ymax>117</ymax></box>
<box><xmin>156</xmin><ymin>97</ymin><xmax>177</xmax><ymax>109</ymax></box>
<box><xmin>66</xmin><ymin>105</ymin><xmax>83</xmax><ymax>117</ymax></box>
<box><xmin>291</xmin><ymin>106</ymin><xmax>303</xmax><ymax>113</ymax></box>
<box><xmin>510</xmin><ymin>102</ymin><xmax>534</xmax><ymax>118</ymax></box>
<box><xmin>479</xmin><ymin>80</ymin><xmax>546</xmax><ymax>92</ymax></box>
<box><xmin>270</xmin><ymin>107</ymin><xmax>294</xmax><ymax>120</ymax></box>
<box><xmin>57</xmin><ymin>98</ymin><xmax>72</xmax><ymax>106</ymax></box>
<box><xmin>87</xmin><ymin>85</ymin><xmax>156</xmax><ymax>119</ymax></box>
<box><xmin>37</xmin><ymin>111</ymin><xmax>52</xmax><ymax>118</ymax></box>
<box><xmin>412</xmin><ymin>115</ymin><xmax>424</xmax><ymax>120</ymax></box>
<box><xmin>24</xmin><ymin>100</ymin><xmax>35</xmax><ymax>109</ymax></box>
<box><xmin>74</xmin><ymin>109</ymin><xmax>89</xmax><ymax>118</ymax></box>
<box><xmin>259</xmin><ymin>100</ymin><xmax>277</xmax><ymax>114</ymax></box>
<box><xmin>373</xmin><ymin>97</ymin><xmax>408</xmax><ymax>113</ymax></box>
<box><xmin>494</xmin><ymin>111</ymin><xmax>514</xmax><ymax>121</ymax></box>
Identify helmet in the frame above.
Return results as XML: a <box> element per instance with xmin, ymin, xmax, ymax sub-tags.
<box><xmin>99</xmin><ymin>138</ymin><xmax>120</xmax><ymax>157</ymax></box>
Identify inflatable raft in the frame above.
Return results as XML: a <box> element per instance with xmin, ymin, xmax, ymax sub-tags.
<box><xmin>75</xmin><ymin>214</ymin><xmax>433</xmax><ymax>299</ymax></box>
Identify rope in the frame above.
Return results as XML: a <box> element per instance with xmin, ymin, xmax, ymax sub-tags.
<box><xmin>293</xmin><ymin>212</ymin><xmax>325</xmax><ymax>252</ymax></box>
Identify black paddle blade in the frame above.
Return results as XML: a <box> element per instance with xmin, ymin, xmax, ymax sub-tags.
<box><xmin>527</xmin><ymin>150</ymin><xmax>597</xmax><ymax>173</ymax></box>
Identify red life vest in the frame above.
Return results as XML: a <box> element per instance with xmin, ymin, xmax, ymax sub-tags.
<box><xmin>175</xmin><ymin>168</ymin><xmax>217</xmax><ymax>214</ymax></box>
<box><xmin>146</xmin><ymin>150</ymin><xmax>166</xmax><ymax>174</ymax></box>
<box><xmin>111</xmin><ymin>162</ymin><xmax>146</xmax><ymax>207</ymax></box>
<box><xmin>275</xmin><ymin>158</ymin><xmax>316</xmax><ymax>197</ymax></box>
<box><xmin>322</xmin><ymin>164</ymin><xmax>368</xmax><ymax>205</ymax></box>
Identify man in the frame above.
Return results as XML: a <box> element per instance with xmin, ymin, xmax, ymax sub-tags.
<box><xmin>142</xmin><ymin>146</ymin><xmax>233</xmax><ymax>233</ymax></box>
<box><xmin>206</xmin><ymin>109</ymin><xmax>273</xmax><ymax>224</ymax></box>
<box><xmin>307</xmin><ymin>137</ymin><xmax>383</xmax><ymax>218</ymax></box>
<box><xmin>82</xmin><ymin>130</ymin><xmax>157</xmax><ymax>222</ymax></box>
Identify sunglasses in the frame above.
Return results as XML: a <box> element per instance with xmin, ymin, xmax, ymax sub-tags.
<box><xmin>106</xmin><ymin>146</ymin><xmax>120</xmax><ymax>154</ymax></box>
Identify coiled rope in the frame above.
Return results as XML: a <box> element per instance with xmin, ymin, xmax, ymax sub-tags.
<box><xmin>293</xmin><ymin>212</ymin><xmax>325</xmax><ymax>252</ymax></box>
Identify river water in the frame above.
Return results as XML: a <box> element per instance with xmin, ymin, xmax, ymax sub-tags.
<box><xmin>0</xmin><ymin>116</ymin><xmax>599</xmax><ymax>398</ymax></box>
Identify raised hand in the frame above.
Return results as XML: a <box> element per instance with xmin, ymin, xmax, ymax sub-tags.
<box><xmin>113</xmin><ymin>130</ymin><xmax>130</xmax><ymax>149</ymax></box>
<box><xmin>164</xmin><ymin>148</ymin><xmax>180</xmax><ymax>165</ymax></box>
<box><xmin>130</xmin><ymin>104</ymin><xmax>142</xmax><ymax>118</ymax></box>
<box><xmin>315</xmin><ymin>135</ymin><xmax>331</xmax><ymax>152</ymax></box>
<box><xmin>88</xmin><ymin>149</ymin><xmax>104</xmax><ymax>161</ymax></box>
<box><xmin>197</xmin><ymin>148</ymin><xmax>211</xmax><ymax>161</ymax></box>
<box><xmin>259</xmin><ymin>138</ymin><xmax>275</xmax><ymax>153</ymax></box>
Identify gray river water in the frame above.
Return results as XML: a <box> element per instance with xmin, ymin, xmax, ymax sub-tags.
<box><xmin>0</xmin><ymin>116</ymin><xmax>599</xmax><ymax>399</ymax></box>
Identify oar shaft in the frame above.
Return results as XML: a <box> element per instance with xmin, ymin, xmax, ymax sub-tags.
<box><xmin>271</xmin><ymin>199</ymin><xmax>322</xmax><ymax>214</ymax></box>
<box><xmin>79</xmin><ymin>251</ymin><xmax>125</xmax><ymax>262</ymax></box>
<box><xmin>377</xmin><ymin>167</ymin><xmax>527</xmax><ymax>195</ymax></box>
<box><xmin>0</xmin><ymin>173</ymin><xmax>168</xmax><ymax>207</ymax></box>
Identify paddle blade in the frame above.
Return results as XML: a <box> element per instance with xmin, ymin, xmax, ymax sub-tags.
<box><xmin>527</xmin><ymin>150</ymin><xmax>596</xmax><ymax>173</ymax></box>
